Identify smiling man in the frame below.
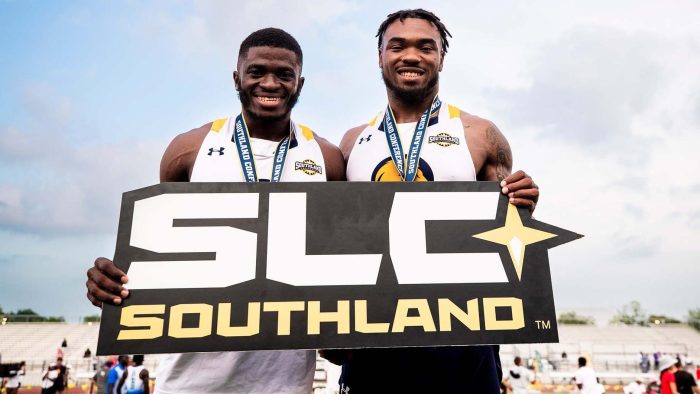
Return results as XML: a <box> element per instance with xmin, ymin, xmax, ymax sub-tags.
<box><xmin>329</xmin><ymin>9</ymin><xmax>540</xmax><ymax>393</ymax></box>
<box><xmin>86</xmin><ymin>28</ymin><xmax>344</xmax><ymax>394</ymax></box>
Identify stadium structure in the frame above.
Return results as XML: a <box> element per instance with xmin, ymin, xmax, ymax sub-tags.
<box><xmin>1</xmin><ymin>321</ymin><xmax>698</xmax><ymax>393</ymax></box>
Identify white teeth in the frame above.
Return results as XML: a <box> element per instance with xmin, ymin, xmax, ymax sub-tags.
<box><xmin>400</xmin><ymin>72</ymin><xmax>421</xmax><ymax>77</ymax></box>
<box><xmin>257</xmin><ymin>97</ymin><xmax>280</xmax><ymax>102</ymax></box>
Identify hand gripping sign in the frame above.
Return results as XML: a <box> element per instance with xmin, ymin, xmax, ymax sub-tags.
<box><xmin>97</xmin><ymin>182</ymin><xmax>581</xmax><ymax>355</ymax></box>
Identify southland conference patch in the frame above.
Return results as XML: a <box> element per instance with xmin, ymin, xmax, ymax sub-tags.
<box><xmin>97</xmin><ymin>182</ymin><xmax>581</xmax><ymax>355</ymax></box>
<box><xmin>428</xmin><ymin>132</ymin><xmax>460</xmax><ymax>147</ymax></box>
<box><xmin>294</xmin><ymin>159</ymin><xmax>323</xmax><ymax>176</ymax></box>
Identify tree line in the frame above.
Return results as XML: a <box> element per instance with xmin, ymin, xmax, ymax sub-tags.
<box><xmin>0</xmin><ymin>305</ymin><xmax>101</xmax><ymax>323</ymax></box>
<box><xmin>557</xmin><ymin>301</ymin><xmax>699</xmax><ymax>330</ymax></box>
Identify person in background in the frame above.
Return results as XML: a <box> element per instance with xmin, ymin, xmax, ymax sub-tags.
<box><xmin>107</xmin><ymin>355</ymin><xmax>129</xmax><ymax>394</ymax></box>
<box><xmin>575</xmin><ymin>357</ymin><xmax>600</xmax><ymax>394</ymax></box>
<box><xmin>659</xmin><ymin>355</ymin><xmax>679</xmax><ymax>394</ymax></box>
<box><xmin>2</xmin><ymin>361</ymin><xmax>26</xmax><ymax>394</ymax></box>
<box><xmin>52</xmin><ymin>357</ymin><xmax>68</xmax><ymax>394</ymax></box>
<box><xmin>624</xmin><ymin>378</ymin><xmax>646</xmax><ymax>394</ymax></box>
<box><xmin>89</xmin><ymin>361</ymin><xmax>114</xmax><ymax>394</ymax></box>
<box><xmin>642</xmin><ymin>353</ymin><xmax>652</xmax><ymax>373</ymax></box>
<box><xmin>40</xmin><ymin>363</ymin><xmax>59</xmax><ymax>394</ymax></box>
<box><xmin>503</xmin><ymin>356</ymin><xmax>535</xmax><ymax>394</ymax></box>
<box><xmin>674</xmin><ymin>361</ymin><xmax>700</xmax><ymax>394</ymax></box>
<box><xmin>117</xmin><ymin>355</ymin><xmax>149</xmax><ymax>394</ymax></box>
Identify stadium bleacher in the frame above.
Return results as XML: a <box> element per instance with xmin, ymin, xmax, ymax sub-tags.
<box><xmin>500</xmin><ymin>324</ymin><xmax>700</xmax><ymax>384</ymax></box>
<box><xmin>1</xmin><ymin>322</ymin><xmax>699</xmax><ymax>387</ymax></box>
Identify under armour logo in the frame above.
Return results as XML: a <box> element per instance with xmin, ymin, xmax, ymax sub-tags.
<box><xmin>340</xmin><ymin>384</ymin><xmax>350</xmax><ymax>393</ymax></box>
<box><xmin>359</xmin><ymin>134</ymin><xmax>372</xmax><ymax>144</ymax></box>
<box><xmin>208</xmin><ymin>147</ymin><xmax>225</xmax><ymax>156</ymax></box>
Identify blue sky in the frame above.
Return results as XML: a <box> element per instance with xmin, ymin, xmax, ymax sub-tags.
<box><xmin>1</xmin><ymin>0</ymin><xmax>699</xmax><ymax>323</ymax></box>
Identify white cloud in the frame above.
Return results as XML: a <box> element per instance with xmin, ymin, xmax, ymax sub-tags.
<box><xmin>0</xmin><ymin>129</ymin><xmax>163</xmax><ymax>235</ymax></box>
<box><xmin>0</xmin><ymin>86</ymin><xmax>165</xmax><ymax>235</ymax></box>
<box><xmin>134</xmin><ymin>0</ymin><xmax>360</xmax><ymax>58</ymax></box>
<box><xmin>489</xmin><ymin>26</ymin><xmax>665</xmax><ymax>148</ymax></box>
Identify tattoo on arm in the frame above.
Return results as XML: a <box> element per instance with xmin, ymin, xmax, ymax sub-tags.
<box><xmin>486</xmin><ymin>125</ymin><xmax>512</xmax><ymax>181</ymax></box>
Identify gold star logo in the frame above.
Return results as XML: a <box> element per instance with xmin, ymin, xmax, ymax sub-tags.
<box><xmin>473</xmin><ymin>204</ymin><xmax>557</xmax><ymax>281</ymax></box>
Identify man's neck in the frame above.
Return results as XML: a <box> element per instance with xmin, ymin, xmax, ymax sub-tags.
<box><xmin>387</xmin><ymin>87</ymin><xmax>439</xmax><ymax>124</ymax></box>
<box><xmin>242</xmin><ymin>110</ymin><xmax>291</xmax><ymax>141</ymax></box>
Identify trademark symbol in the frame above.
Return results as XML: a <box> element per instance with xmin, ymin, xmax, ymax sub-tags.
<box><xmin>535</xmin><ymin>320</ymin><xmax>551</xmax><ymax>329</ymax></box>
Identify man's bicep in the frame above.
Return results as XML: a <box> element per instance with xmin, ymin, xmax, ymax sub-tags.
<box><xmin>160</xmin><ymin>137</ymin><xmax>191</xmax><ymax>182</ymax></box>
<box><xmin>479</xmin><ymin>122</ymin><xmax>512</xmax><ymax>181</ymax></box>
<box><xmin>160</xmin><ymin>124</ymin><xmax>210</xmax><ymax>182</ymax></box>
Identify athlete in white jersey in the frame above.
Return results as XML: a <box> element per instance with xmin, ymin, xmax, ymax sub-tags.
<box><xmin>324</xmin><ymin>9</ymin><xmax>541</xmax><ymax>394</ymax></box>
<box><xmin>190</xmin><ymin>117</ymin><xmax>327</xmax><ymax>182</ymax></box>
<box><xmin>87</xmin><ymin>28</ymin><xmax>345</xmax><ymax>394</ymax></box>
<box><xmin>118</xmin><ymin>355</ymin><xmax>149</xmax><ymax>394</ymax></box>
<box><xmin>504</xmin><ymin>356</ymin><xmax>535</xmax><ymax>394</ymax></box>
<box><xmin>153</xmin><ymin>117</ymin><xmax>325</xmax><ymax>394</ymax></box>
<box><xmin>346</xmin><ymin>101</ymin><xmax>476</xmax><ymax>182</ymax></box>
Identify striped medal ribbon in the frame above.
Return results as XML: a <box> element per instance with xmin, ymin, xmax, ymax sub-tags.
<box><xmin>232</xmin><ymin>113</ymin><xmax>292</xmax><ymax>182</ymax></box>
<box><xmin>382</xmin><ymin>96</ymin><xmax>441</xmax><ymax>182</ymax></box>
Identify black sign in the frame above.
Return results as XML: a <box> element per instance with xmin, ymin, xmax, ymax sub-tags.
<box><xmin>97</xmin><ymin>182</ymin><xmax>580</xmax><ymax>355</ymax></box>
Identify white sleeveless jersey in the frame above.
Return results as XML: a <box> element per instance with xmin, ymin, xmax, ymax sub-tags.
<box><xmin>123</xmin><ymin>365</ymin><xmax>145</xmax><ymax>394</ymax></box>
<box><xmin>191</xmin><ymin>117</ymin><xmax>326</xmax><ymax>182</ymax></box>
<box><xmin>346</xmin><ymin>102</ymin><xmax>476</xmax><ymax>182</ymax></box>
<box><xmin>155</xmin><ymin>117</ymin><xmax>320</xmax><ymax>393</ymax></box>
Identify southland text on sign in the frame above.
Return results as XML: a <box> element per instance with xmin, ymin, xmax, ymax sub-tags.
<box><xmin>97</xmin><ymin>181</ymin><xmax>580</xmax><ymax>355</ymax></box>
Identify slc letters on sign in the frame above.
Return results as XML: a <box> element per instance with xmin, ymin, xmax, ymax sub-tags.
<box><xmin>97</xmin><ymin>182</ymin><xmax>580</xmax><ymax>355</ymax></box>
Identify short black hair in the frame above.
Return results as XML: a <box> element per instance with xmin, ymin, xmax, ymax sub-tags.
<box><xmin>238</xmin><ymin>28</ymin><xmax>303</xmax><ymax>67</ymax></box>
<box><xmin>578</xmin><ymin>357</ymin><xmax>587</xmax><ymax>367</ymax></box>
<box><xmin>376</xmin><ymin>9</ymin><xmax>452</xmax><ymax>54</ymax></box>
<box><xmin>133</xmin><ymin>354</ymin><xmax>144</xmax><ymax>364</ymax></box>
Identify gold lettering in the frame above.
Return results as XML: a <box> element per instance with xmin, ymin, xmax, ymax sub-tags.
<box><xmin>217</xmin><ymin>302</ymin><xmax>260</xmax><ymax>337</ymax></box>
<box><xmin>483</xmin><ymin>297</ymin><xmax>525</xmax><ymax>330</ymax></box>
<box><xmin>168</xmin><ymin>304</ymin><xmax>213</xmax><ymax>338</ymax></box>
<box><xmin>354</xmin><ymin>300</ymin><xmax>390</xmax><ymax>333</ymax></box>
<box><xmin>307</xmin><ymin>300</ymin><xmax>350</xmax><ymax>335</ymax></box>
<box><xmin>391</xmin><ymin>299</ymin><xmax>436</xmax><ymax>333</ymax></box>
<box><xmin>438</xmin><ymin>298</ymin><xmax>480</xmax><ymax>331</ymax></box>
<box><xmin>263</xmin><ymin>301</ymin><xmax>305</xmax><ymax>335</ymax></box>
<box><xmin>117</xmin><ymin>304</ymin><xmax>165</xmax><ymax>340</ymax></box>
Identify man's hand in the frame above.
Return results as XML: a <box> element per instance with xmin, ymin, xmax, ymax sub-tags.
<box><xmin>86</xmin><ymin>257</ymin><xmax>129</xmax><ymax>307</ymax></box>
<box><xmin>500</xmin><ymin>170</ymin><xmax>539</xmax><ymax>213</ymax></box>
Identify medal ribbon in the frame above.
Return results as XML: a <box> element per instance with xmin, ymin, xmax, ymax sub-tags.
<box><xmin>233</xmin><ymin>113</ymin><xmax>292</xmax><ymax>182</ymax></box>
<box><xmin>382</xmin><ymin>96</ymin><xmax>442</xmax><ymax>181</ymax></box>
